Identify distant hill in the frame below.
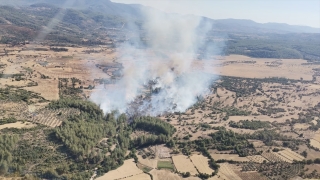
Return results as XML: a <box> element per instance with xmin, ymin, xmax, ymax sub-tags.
<box><xmin>0</xmin><ymin>0</ymin><xmax>319</xmax><ymax>34</ymax></box>
<box><xmin>212</xmin><ymin>19</ymin><xmax>320</xmax><ymax>34</ymax></box>
<box><xmin>0</xmin><ymin>0</ymin><xmax>143</xmax><ymax>19</ymax></box>
<box><xmin>0</xmin><ymin>0</ymin><xmax>319</xmax><ymax>61</ymax></box>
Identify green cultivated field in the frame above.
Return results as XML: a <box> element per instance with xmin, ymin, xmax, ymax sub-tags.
<box><xmin>157</xmin><ymin>161</ymin><xmax>174</xmax><ymax>170</ymax></box>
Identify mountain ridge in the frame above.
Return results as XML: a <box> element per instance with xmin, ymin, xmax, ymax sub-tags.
<box><xmin>0</xmin><ymin>0</ymin><xmax>319</xmax><ymax>34</ymax></box>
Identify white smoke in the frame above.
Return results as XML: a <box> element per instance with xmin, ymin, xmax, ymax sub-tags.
<box><xmin>90</xmin><ymin>9</ymin><xmax>220</xmax><ymax>116</ymax></box>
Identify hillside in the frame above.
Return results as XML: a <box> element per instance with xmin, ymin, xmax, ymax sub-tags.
<box><xmin>213</xmin><ymin>19</ymin><xmax>320</xmax><ymax>34</ymax></box>
<box><xmin>2</xmin><ymin>0</ymin><xmax>319</xmax><ymax>33</ymax></box>
<box><xmin>1</xmin><ymin>1</ymin><xmax>320</xmax><ymax>180</ymax></box>
<box><xmin>0</xmin><ymin>0</ymin><xmax>319</xmax><ymax>61</ymax></box>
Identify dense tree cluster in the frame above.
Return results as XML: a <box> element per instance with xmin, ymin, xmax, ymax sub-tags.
<box><xmin>0</xmin><ymin>117</ymin><xmax>17</xmax><ymax>125</ymax></box>
<box><xmin>209</xmin><ymin>128</ymin><xmax>251</xmax><ymax>154</ymax></box>
<box><xmin>0</xmin><ymin>87</ymin><xmax>46</xmax><ymax>103</ymax></box>
<box><xmin>217</xmin><ymin>76</ymin><xmax>302</xmax><ymax>98</ymax></box>
<box><xmin>48</xmin><ymin>98</ymin><xmax>103</xmax><ymax>118</ymax></box>
<box><xmin>131</xmin><ymin>117</ymin><xmax>176</xmax><ymax>147</ymax></box>
<box><xmin>50</xmin><ymin>47</ymin><xmax>68</xmax><ymax>52</ymax></box>
<box><xmin>0</xmin><ymin>135</ymin><xmax>19</xmax><ymax>175</ymax></box>
<box><xmin>132</xmin><ymin>134</ymin><xmax>169</xmax><ymax>148</ymax></box>
<box><xmin>55</xmin><ymin>118</ymin><xmax>113</xmax><ymax>158</ymax></box>
<box><xmin>132</xmin><ymin>116</ymin><xmax>176</xmax><ymax>136</ymax></box>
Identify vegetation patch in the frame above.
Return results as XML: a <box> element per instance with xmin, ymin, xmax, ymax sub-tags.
<box><xmin>229</xmin><ymin>120</ymin><xmax>272</xmax><ymax>130</ymax></box>
<box><xmin>157</xmin><ymin>161</ymin><xmax>174</xmax><ymax>171</ymax></box>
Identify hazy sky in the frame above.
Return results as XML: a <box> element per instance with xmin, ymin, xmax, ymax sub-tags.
<box><xmin>111</xmin><ymin>0</ymin><xmax>320</xmax><ymax>28</ymax></box>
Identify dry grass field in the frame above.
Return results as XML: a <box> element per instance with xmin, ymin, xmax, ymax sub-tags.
<box><xmin>150</xmin><ymin>169</ymin><xmax>201</xmax><ymax>180</ymax></box>
<box><xmin>293</xmin><ymin>123</ymin><xmax>310</xmax><ymax>130</ymax></box>
<box><xmin>234</xmin><ymin>171</ymin><xmax>268</xmax><ymax>180</ymax></box>
<box><xmin>278</xmin><ymin>149</ymin><xmax>305</xmax><ymax>162</ymax></box>
<box><xmin>312</xmin><ymin>132</ymin><xmax>320</xmax><ymax>142</ymax></box>
<box><xmin>23</xmin><ymin>79</ymin><xmax>59</xmax><ymax>100</ymax></box>
<box><xmin>310</xmin><ymin>139</ymin><xmax>320</xmax><ymax>150</ymax></box>
<box><xmin>190</xmin><ymin>154</ymin><xmax>214</xmax><ymax>174</ymax></box>
<box><xmin>172</xmin><ymin>155</ymin><xmax>198</xmax><ymax>175</ymax></box>
<box><xmin>199</xmin><ymin>55</ymin><xmax>317</xmax><ymax>81</ymax></box>
<box><xmin>121</xmin><ymin>173</ymin><xmax>151</xmax><ymax>180</ymax></box>
<box><xmin>210</xmin><ymin>153</ymin><xmax>249</xmax><ymax>162</ymax></box>
<box><xmin>96</xmin><ymin>159</ymin><xmax>143</xmax><ymax>180</ymax></box>
<box><xmin>150</xmin><ymin>169</ymin><xmax>181</xmax><ymax>180</ymax></box>
<box><xmin>137</xmin><ymin>155</ymin><xmax>157</xmax><ymax>168</ymax></box>
<box><xmin>216</xmin><ymin>163</ymin><xmax>242</xmax><ymax>180</ymax></box>
<box><xmin>0</xmin><ymin>122</ymin><xmax>36</xmax><ymax>130</ymax></box>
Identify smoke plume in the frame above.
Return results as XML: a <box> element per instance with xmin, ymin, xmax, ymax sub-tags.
<box><xmin>90</xmin><ymin>9</ymin><xmax>221</xmax><ymax>116</ymax></box>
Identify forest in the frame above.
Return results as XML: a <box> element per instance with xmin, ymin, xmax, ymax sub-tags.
<box><xmin>0</xmin><ymin>98</ymin><xmax>177</xmax><ymax>179</ymax></box>
<box><xmin>225</xmin><ymin>33</ymin><xmax>320</xmax><ymax>61</ymax></box>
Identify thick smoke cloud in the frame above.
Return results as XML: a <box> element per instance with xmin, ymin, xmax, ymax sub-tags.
<box><xmin>90</xmin><ymin>9</ymin><xmax>220</xmax><ymax>116</ymax></box>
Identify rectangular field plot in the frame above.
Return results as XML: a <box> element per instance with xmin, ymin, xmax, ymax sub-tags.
<box><xmin>137</xmin><ymin>163</ymin><xmax>153</xmax><ymax>173</ymax></box>
<box><xmin>310</xmin><ymin>139</ymin><xmax>320</xmax><ymax>149</ymax></box>
<box><xmin>24</xmin><ymin>80</ymin><xmax>59</xmax><ymax>100</ymax></box>
<box><xmin>96</xmin><ymin>159</ymin><xmax>143</xmax><ymax>180</ymax></box>
<box><xmin>210</xmin><ymin>153</ymin><xmax>249</xmax><ymax>162</ymax></box>
<box><xmin>0</xmin><ymin>122</ymin><xmax>36</xmax><ymax>130</ymax></box>
<box><xmin>261</xmin><ymin>152</ymin><xmax>291</xmax><ymax>163</ymax></box>
<box><xmin>215</xmin><ymin>163</ymin><xmax>242</xmax><ymax>180</ymax></box>
<box><xmin>150</xmin><ymin>169</ymin><xmax>179</xmax><ymax>180</ymax></box>
<box><xmin>137</xmin><ymin>155</ymin><xmax>157</xmax><ymax>168</ymax></box>
<box><xmin>313</xmin><ymin>133</ymin><xmax>320</xmax><ymax>143</ymax></box>
<box><xmin>124</xmin><ymin>173</ymin><xmax>151</xmax><ymax>180</ymax></box>
<box><xmin>276</xmin><ymin>151</ymin><xmax>294</xmax><ymax>163</ymax></box>
<box><xmin>172</xmin><ymin>155</ymin><xmax>198</xmax><ymax>175</ymax></box>
<box><xmin>278</xmin><ymin>149</ymin><xmax>304</xmax><ymax>162</ymax></box>
<box><xmin>235</xmin><ymin>171</ymin><xmax>268</xmax><ymax>180</ymax></box>
<box><xmin>190</xmin><ymin>154</ymin><xmax>214</xmax><ymax>174</ymax></box>
<box><xmin>157</xmin><ymin>160</ymin><xmax>174</xmax><ymax>171</ymax></box>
